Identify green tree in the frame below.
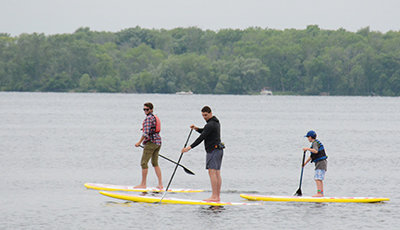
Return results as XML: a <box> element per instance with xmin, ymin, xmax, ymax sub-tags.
<box><xmin>226</xmin><ymin>57</ymin><xmax>269</xmax><ymax>94</ymax></box>
<box><xmin>1</xmin><ymin>26</ymin><xmax>400</xmax><ymax>95</ymax></box>
<box><xmin>42</xmin><ymin>72</ymin><xmax>72</xmax><ymax>92</ymax></box>
<box><xmin>128</xmin><ymin>70</ymin><xmax>154</xmax><ymax>93</ymax></box>
<box><xmin>214</xmin><ymin>74</ymin><xmax>229</xmax><ymax>94</ymax></box>
<box><xmin>95</xmin><ymin>75</ymin><xmax>121</xmax><ymax>92</ymax></box>
<box><xmin>79</xmin><ymin>74</ymin><xmax>92</xmax><ymax>91</ymax></box>
<box><xmin>94</xmin><ymin>53</ymin><xmax>116</xmax><ymax>78</ymax></box>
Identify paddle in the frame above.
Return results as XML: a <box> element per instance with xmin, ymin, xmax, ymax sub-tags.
<box><xmin>294</xmin><ymin>150</ymin><xmax>306</xmax><ymax>196</ymax></box>
<box><xmin>158</xmin><ymin>129</ymin><xmax>193</xmax><ymax>204</ymax></box>
<box><xmin>139</xmin><ymin>145</ymin><xmax>195</xmax><ymax>175</ymax></box>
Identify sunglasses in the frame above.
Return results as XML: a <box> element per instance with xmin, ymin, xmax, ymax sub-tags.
<box><xmin>143</xmin><ymin>108</ymin><xmax>150</xmax><ymax>111</ymax></box>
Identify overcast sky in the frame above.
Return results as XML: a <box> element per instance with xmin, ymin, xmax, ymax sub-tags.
<box><xmin>1</xmin><ymin>0</ymin><xmax>399</xmax><ymax>36</ymax></box>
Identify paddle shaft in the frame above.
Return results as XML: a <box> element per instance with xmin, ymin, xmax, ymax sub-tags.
<box><xmin>139</xmin><ymin>145</ymin><xmax>195</xmax><ymax>175</ymax></box>
<box><xmin>159</xmin><ymin>129</ymin><xmax>193</xmax><ymax>204</ymax></box>
<box><xmin>294</xmin><ymin>150</ymin><xmax>306</xmax><ymax>196</ymax></box>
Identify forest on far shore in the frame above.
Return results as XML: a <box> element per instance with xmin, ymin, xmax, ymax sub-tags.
<box><xmin>1</xmin><ymin>25</ymin><xmax>400</xmax><ymax>96</ymax></box>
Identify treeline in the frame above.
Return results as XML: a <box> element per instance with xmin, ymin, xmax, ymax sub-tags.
<box><xmin>1</xmin><ymin>25</ymin><xmax>400</xmax><ymax>95</ymax></box>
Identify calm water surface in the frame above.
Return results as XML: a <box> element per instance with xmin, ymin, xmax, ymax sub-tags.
<box><xmin>1</xmin><ymin>92</ymin><xmax>399</xmax><ymax>229</ymax></box>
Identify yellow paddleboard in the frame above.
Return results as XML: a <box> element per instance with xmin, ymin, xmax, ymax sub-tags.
<box><xmin>100</xmin><ymin>191</ymin><xmax>263</xmax><ymax>206</ymax></box>
<box><xmin>84</xmin><ymin>183</ymin><xmax>204</xmax><ymax>193</ymax></box>
<box><xmin>240</xmin><ymin>194</ymin><xmax>390</xmax><ymax>203</ymax></box>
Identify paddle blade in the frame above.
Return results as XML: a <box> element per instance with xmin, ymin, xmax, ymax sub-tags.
<box><xmin>294</xmin><ymin>188</ymin><xmax>302</xmax><ymax>196</ymax></box>
<box><xmin>183</xmin><ymin>167</ymin><xmax>195</xmax><ymax>175</ymax></box>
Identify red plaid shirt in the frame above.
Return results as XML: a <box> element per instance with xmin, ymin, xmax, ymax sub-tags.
<box><xmin>142</xmin><ymin>113</ymin><xmax>161</xmax><ymax>145</ymax></box>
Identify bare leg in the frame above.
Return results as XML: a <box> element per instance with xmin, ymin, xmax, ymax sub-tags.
<box><xmin>134</xmin><ymin>168</ymin><xmax>148</xmax><ymax>188</ymax></box>
<box><xmin>154</xmin><ymin>166</ymin><xmax>163</xmax><ymax>189</ymax></box>
<box><xmin>203</xmin><ymin>169</ymin><xmax>221</xmax><ymax>201</ymax></box>
<box><xmin>312</xmin><ymin>180</ymin><xmax>324</xmax><ymax>197</ymax></box>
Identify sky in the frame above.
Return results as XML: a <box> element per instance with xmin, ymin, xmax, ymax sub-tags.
<box><xmin>1</xmin><ymin>0</ymin><xmax>399</xmax><ymax>36</ymax></box>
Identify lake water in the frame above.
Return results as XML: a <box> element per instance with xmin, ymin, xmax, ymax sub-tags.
<box><xmin>1</xmin><ymin>92</ymin><xmax>399</xmax><ymax>229</ymax></box>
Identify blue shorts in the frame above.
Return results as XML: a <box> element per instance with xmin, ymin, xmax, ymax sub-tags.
<box><xmin>206</xmin><ymin>148</ymin><xmax>223</xmax><ymax>170</ymax></box>
<box><xmin>314</xmin><ymin>169</ymin><xmax>326</xmax><ymax>180</ymax></box>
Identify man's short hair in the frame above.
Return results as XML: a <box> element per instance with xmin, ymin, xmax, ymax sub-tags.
<box><xmin>201</xmin><ymin>106</ymin><xmax>212</xmax><ymax>113</ymax></box>
<box><xmin>144</xmin><ymin>102</ymin><xmax>153</xmax><ymax>110</ymax></box>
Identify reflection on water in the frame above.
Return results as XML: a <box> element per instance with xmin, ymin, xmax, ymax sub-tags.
<box><xmin>200</xmin><ymin>205</ymin><xmax>226</xmax><ymax>213</ymax></box>
<box><xmin>103</xmin><ymin>201</ymin><xmax>134</xmax><ymax>207</ymax></box>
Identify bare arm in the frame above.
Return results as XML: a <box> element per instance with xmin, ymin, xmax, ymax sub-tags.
<box><xmin>135</xmin><ymin>135</ymin><xmax>145</xmax><ymax>147</ymax></box>
<box><xmin>303</xmin><ymin>156</ymin><xmax>312</xmax><ymax>167</ymax></box>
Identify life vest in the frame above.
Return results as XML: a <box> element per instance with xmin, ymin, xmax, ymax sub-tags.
<box><xmin>311</xmin><ymin>139</ymin><xmax>327</xmax><ymax>163</ymax></box>
<box><xmin>142</xmin><ymin>114</ymin><xmax>161</xmax><ymax>134</ymax></box>
<box><xmin>154</xmin><ymin>114</ymin><xmax>161</xmax><ymax>133</ymax></box>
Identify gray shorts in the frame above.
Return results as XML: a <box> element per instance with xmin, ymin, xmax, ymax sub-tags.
<box><xmin>206</xmin><ymin>148</ymin><xmax>223</xmax><ymax>170</ymax></box>
<box><xmin>314</xmin><ymin>169</ymin><xmax>326</xmax><ymax>180</ymax></box>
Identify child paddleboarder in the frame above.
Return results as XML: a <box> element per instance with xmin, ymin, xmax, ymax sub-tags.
<box><xmin>302</xmin><ymin>130</ymin><xmax>328</xmax><ymax>197</ymax></box>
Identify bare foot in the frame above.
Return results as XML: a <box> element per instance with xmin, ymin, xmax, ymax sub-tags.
<box><xmin>134</xmin><ymin>185</ymin><xmax>146</xmax><ymax>189</ymax></box>
<box><xmin>312</xmin><ymin>193</ymin><xmax>324</xmax><ymax>197</ymax></box>
<box><xmin>203</xmin><ymin>197</ymin><xmax>221</xmax><ymax>202</ymax></box>
<box><xmin>156</xmin><ymin>185</ymin><xmax>164</xmax><ymax>190</ymax></box>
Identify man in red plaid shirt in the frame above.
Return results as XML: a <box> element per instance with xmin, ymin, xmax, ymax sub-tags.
<box><xmin>134</xmin><ymin>102</ymin><xmax>163</xmax><ymax>189</ymax></box>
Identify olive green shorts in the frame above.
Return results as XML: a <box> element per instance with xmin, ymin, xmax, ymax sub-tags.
<box><xmin>141</xmin><ymin>141</ymin><xmax>161</xmax><ymax>169</ymax></box>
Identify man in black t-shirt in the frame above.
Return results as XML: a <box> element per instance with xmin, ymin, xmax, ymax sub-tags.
<box><xmin>182</xmin><ymin>106</ymin><xmax>224</xmax><ymax>202</ymax></box>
